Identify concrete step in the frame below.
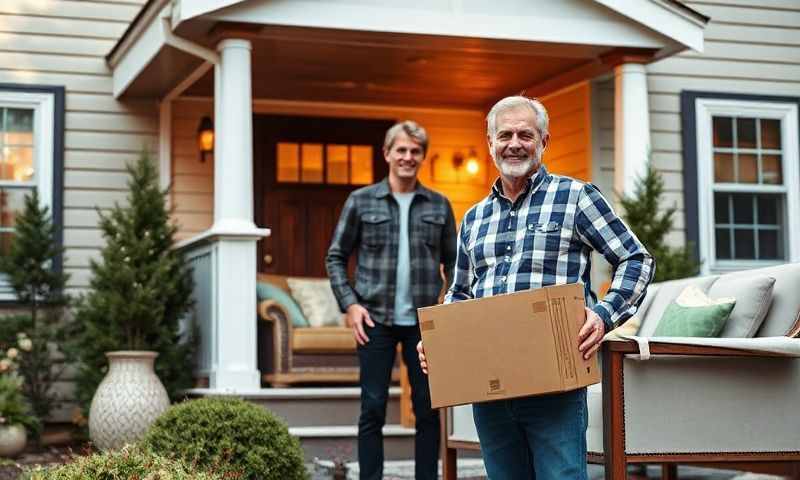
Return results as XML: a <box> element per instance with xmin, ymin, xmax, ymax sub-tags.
<box><xmin>188</xmin><ymin>386</ymin><xmax>402</xmax><ymax>427</ymax></box>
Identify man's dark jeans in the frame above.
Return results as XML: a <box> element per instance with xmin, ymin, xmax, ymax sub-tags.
<box><xmin>357</xmin><ymin>322</ymin><xmax>440</xmax><ymax>480</ymax></box>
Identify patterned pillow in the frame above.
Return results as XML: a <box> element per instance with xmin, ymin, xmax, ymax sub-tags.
<box><xmin>653</xmin><ymin>286</ymin><xmax>736</xmax><ymax>337</ymax></box>
<box><xmin>286</xmin><ymin>278</ymin><xmax>343</xmax><ymax>328</ymax></box>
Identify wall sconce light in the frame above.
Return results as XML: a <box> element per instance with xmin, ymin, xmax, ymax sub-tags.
<box><xmin>451</xmin><ymin>148</ymin><xmax>480</xmax><ymax>176</ymax></box>
<box><xmin>197</xmin><ymin>116</ymin><xmax>214</xmax><ymax>163</ymax></box>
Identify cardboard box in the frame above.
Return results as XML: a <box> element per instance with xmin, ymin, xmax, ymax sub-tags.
<box><xmin>418</xmin><ymin>283</ymin><xmax>600</xmax><ymax>408</ymax></box>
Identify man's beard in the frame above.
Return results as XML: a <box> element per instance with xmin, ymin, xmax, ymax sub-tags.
<box><xmin>494</xmin><ymin>144</ymin><xmax>543</xmax><ymax>178</ymax></box>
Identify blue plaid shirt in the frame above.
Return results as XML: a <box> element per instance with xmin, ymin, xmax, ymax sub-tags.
<box><xmin>444</xmin><ymin>165</ymin><xmax>655</xmax><ymax>330</ymax></box>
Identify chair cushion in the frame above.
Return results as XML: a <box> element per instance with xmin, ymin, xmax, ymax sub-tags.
<box><xmin>603</xmin><ymin>315</ymin><xmax>641</xmax><ymax>341</ymax></box>
<box><xmin>287</xmin><ymin>277</ymin><xmax>344</xmax><ymax>327</ymax></box>
<box><xmin>292</xmin><ymin>327</ymin><xmax>355</xmax><ymax>353</ymax></box>
<box><xmin>708</xmin><ymin>274</ymin><xmax>775</xmax><ymax>338</ymax></box>
<box><xmin>257</xmin><ymin>281</ymin><xmax>309</xmax><ymax>328</ymax></box>
<box><xmin>639</xmin><ymin>275</ymin><xmax>719</xmax><ymax>337</ymax></box>
<box><xmin>653</xmin><ymin>286</ymin><xmax>735</xmax><ymax>337</ymax></box>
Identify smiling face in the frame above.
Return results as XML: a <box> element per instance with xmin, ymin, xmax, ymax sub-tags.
<box><xmin>384</xmin><ymin>131</ymin><xmax>425</xmax><ymax>180</ymax></box>
<box><xmin>488</xmin><ymin>106</ymin><xmax>549</xmax><ymax>179</ymax></box>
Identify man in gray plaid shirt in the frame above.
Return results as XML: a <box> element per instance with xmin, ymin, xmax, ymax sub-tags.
<box><xmin>326</xmin><ymin>120</ymin><xmax>457</xmax><ymax>480</ymax></box>
<box><xmin>418</xmin><ymin>96</ymin><xmax>655</xmax><ymax>480</ymax></box>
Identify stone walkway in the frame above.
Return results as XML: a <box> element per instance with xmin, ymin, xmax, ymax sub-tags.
<box><xmin>307</xmin><ymin>459</ymin><xmax>786</xmax><ymax>479</ymax></box>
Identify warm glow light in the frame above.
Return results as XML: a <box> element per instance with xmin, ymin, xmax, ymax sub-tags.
<box><xmin>199</xmin><ymin>130</ymin><xmax>214</xmax><ymax>152</ymax></box>
<box><xmin>466</xmin><ymin>158</ymin><xmax>479</xmax><ymax>175</ymax></box>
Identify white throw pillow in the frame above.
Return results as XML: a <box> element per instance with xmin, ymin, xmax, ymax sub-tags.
<box><xmin>675</xmin><ymin>285</ymin><xmax>735</xmax><ymax>308</ymax></box>
<box><xmin>286</xmin><ymin>278</ymin><xmax>343</xmax><ymax>328</ymax></box>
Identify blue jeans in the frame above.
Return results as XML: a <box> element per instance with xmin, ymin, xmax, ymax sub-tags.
<box><xmin>472</xmin><ymin>388</ymin><xmax>588</xmax><ymax>480</ymax></box>
<box><xmin>357</xmin><ymin>323</ymin><xmax>439</xmax><ymax>480</ymax></box>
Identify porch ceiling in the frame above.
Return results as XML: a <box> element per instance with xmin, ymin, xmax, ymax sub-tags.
<box><xmin>125</xmin><ymin>24</ymin><xmax>623</xmax><ymax>108</ymax></box>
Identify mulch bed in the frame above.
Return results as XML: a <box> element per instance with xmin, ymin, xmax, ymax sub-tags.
<box><xmin>0</xmin><ymin>441</ymin><xmax>91</xmax><ymax>480</ymax></box>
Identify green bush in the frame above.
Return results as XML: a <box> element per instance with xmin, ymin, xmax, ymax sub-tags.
<box><xmin>143</xmin><ymin>397</ymin><xmax>307</xmax><ymax>480</ymax></box>
<box><xmin>22</xmin><ymin>445</ymin><xmax>226</xmax><ymax>480</ymax></box>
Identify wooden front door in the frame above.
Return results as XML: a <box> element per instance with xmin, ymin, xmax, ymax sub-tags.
<box><xmin>254</xmin><ymin>115</ymin><xmax>394</xmax><ymax>277</ymax></box>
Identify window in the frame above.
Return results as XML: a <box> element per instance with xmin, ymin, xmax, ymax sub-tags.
<box><xmin>0</xmin><ymin>86</ymin><xmax>63</xmax><ymax>300</ymax></box>
<box><xmin>276</xmin><ymin>142</ymin><xmax>373</xmax><ymax>185</ymax></box>
<box><xmin>689</xmin><ymin>95</ymin><xmax>799</xmax><ymax>274</ymax></box>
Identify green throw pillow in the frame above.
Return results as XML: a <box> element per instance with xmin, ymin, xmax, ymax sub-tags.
<box><xmin>653</xmin><ymin>301</ymin><xmax>735</xmax><ymax>337</ymax></box>
<box><xmin>256</xmin><ymin>282</ymin><xmax>310</xmax><ymax>328</ymax></box>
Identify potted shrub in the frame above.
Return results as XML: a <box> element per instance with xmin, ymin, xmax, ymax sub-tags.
<box><xmin>0</xmin><ymin>345</ymin><xmax>39</xmax><ymax>458</ymax></box>
<box><xmin>69</xmin><ymin>153</ymin><xmax>194</xmax><ymax>450</ymax></box>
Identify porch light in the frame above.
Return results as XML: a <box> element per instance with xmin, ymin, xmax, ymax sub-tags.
<box><xmin>197</xmin><ymin>116</ymin><xmax>214</xmax><ymax>163</ymax></box>
<box><xmin>465</xmin><ymin>149</ymin><xmax>479</xmax><ymax>175</ymax></box>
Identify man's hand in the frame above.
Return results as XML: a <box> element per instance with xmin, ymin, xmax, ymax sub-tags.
<box><xmin>346</xmin><ymin>304</ymin><xmax>374</xmax><ymax>345</ymax></box>
<box><xmin>579</xmin><ymin>307</ymin><xmax>606</xmax><ymax>360</ymax></box>
<box><xmin>416</xmin><ymin>340</ymin><xmax>428</xmax><ymax>375</ymax></box>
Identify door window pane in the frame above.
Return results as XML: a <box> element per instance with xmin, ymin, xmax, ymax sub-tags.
<box><xmin>277</xmin><ymin>143</ymin><xmax>300</xmax><ymax>182</ymax></box>
<box><xmin>300</xmin><ymin>144</ymin><xmax>323</xmax><ymax>184</ymax></box>
<box><xmin>713</xmin><ymin>116</ymin><xmax>733</xmax><ymax>148</ymax></box>
<box><xmin>736</xmin><ymin>117</ymin><xmax>757</xmax><ymax>149</ymax></box>
<box><xmin>326</xmin><ymin>145</ymin><xmax>349</xmax><ymax>185</ymax></box>
<box><xmin>350</xmin><ymin>146</ymin><xmax>373</xmax><ymax>185</ymax></box>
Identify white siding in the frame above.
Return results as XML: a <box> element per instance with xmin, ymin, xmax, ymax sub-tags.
<box><xmin>0</xmin><ymin>0</ymin><xmax>158</xmax><ymax>293</ymax></box>
<box><xmin>644</xmin><ymin>1</ymin><xmax>800</xmax><ymax>249</ymax></box>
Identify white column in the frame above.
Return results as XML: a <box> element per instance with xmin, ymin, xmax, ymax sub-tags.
<box><xmin>613</xmin><ymin>63</ymin><xmax>651</xmax><ymax>199</ymax></box>
<box><xmin>206</xmin><ymin>38</ymin><xmax>268</xmax><ymax>392</ymax></box>
<box><xmin>215</xmin><ymin>39</ymin><xmax>255</xmax><ymax>231</ymax></box>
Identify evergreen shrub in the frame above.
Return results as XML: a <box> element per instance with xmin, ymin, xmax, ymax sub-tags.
<box><xmin>143</xmin><ymin>397</ymin><xmax>307</xmax><ymax>480</ymax></box>
<box><xmin>23</xmin><ymin>445</ymin><xmax>225</xmax><ymax>480</ymax></box>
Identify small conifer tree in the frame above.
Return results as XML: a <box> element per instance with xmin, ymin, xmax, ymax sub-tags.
<box><xmin>0</xmin><ymin>190</ymin><xmax>69</xmax><ymax>429</ymax></box>
<box><xmin>70</xmin><ymin>152</ymin><xmax>194</xmax><ymax>411</ymax></box>
<box><xmin>620</xmin><ymin>163</ymin><xmax>700</xmax><ymax>282</ymax></box>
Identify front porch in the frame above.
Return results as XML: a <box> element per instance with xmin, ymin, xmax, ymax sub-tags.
<box><xmin>108</xmin><ymin>0</ymin><xmax>704</xmax><ymax>395</ymax></box>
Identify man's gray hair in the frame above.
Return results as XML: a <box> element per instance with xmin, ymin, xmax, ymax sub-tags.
<box><xmin>486</xmin><ymin>96</ymin><xmax>549</xmax><ymax>139</ymax></box>
<box><xmin>384</xmin><ymin>120</ymin><xmax>429</xmax><ymax>155</ymax></box>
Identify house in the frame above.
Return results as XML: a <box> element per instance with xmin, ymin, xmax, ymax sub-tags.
<box><xmin>1</xmin><ymin>0</ymin><xmax>798</xmax><ymax>449</ymax></box>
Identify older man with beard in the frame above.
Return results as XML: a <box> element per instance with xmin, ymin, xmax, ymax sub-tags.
<box><xmin>417</xmin><ymin>96</ymin><xmax>654</xmax><ymax>480</ymax></box>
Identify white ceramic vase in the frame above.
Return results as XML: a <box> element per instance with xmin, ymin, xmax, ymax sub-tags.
<box><xmin>88</xmin><ymin>351</ymin><xmax>170</xmax><ymax>450</ymax></box>
<box><xmin>0</xmin><ymin>424</ymin><xmax>26</xmax><ymax>457</ymax></box>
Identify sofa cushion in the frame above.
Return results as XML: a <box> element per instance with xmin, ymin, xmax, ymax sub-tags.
<box><xmin>287</xmin><ymin>277</ymin><xmax>344</xmax><ymax>327</ymax></box>
<box><xmin>292</xmin><ymin>326</ymin><xmax>355</xmax><ymax>353</ymax></box>
<box><xmin>653</xmin><ymin>286</ymin><xmax>735</xmax><ymax>337</ymax></box>
<box><xmin>639</xmin><ymin>275</ymin><xmax>719</xmax><ymax>337</ymax></box>
<box><xmin>603</xmin><ymin>315</ymin><xmax>641</xmax><ymax>341</ymax></box>
<box><xmin>257</xmin><ymin>281</ymin><xmax>309</xmax><ymax>328</ymax></box>
<box><xmin>708</xmin><ymin>274</ymin><xmax>775</xmax><ymax>338</ymax></box>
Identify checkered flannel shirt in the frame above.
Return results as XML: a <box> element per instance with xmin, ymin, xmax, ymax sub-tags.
<box><xmin>326</xmin><ymin>178</ymin><xmax>458</xmax><ymax>326</ymax></box>
<box><xmin>444</xmin><ymin>165</ymin><xmax>655</xmax><ymax>330</ymax></box>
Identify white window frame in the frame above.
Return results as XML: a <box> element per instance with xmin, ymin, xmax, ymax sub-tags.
<box><xmin>0</xmin><ymin>90</ymin><xmax>56</xmax><ymax>300</ymax></box>
<box><xmin>695</xmin><ymin>98</ymin><xmax>800</xmax><ymax>275</ymax></box>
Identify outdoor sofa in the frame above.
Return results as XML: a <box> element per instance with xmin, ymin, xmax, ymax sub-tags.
<box><xmin>440</xmin><ymin>262</ymin><xmax>800</xmax><ymax>479</ymax></box>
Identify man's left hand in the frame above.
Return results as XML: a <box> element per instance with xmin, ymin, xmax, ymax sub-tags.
<box><xmin>579</xmin><ymin>307</ymin><xmax>606</xmax><ymax>360</ymax></box>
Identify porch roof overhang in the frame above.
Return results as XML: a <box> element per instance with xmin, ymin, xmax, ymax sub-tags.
<box><xmin>107</xmin><ymin>0</ymin><xmax>707</xmax><ymax>107</ymax></box>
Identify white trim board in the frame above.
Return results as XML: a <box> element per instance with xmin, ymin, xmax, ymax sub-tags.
<box><xmin>694</xmin><ymin>98</ymin><xmax>800</xmax><ymax>275</ymax></box>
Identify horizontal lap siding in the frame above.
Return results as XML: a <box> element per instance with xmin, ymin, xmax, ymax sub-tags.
<box><xmin>643</xmin><ymin>1</ymin><xmax>800</xmax><ymax>248</ymax></box>
<box><xmin>0</xmin><ymin>0</ymin><xmax>156</xmax><ymax>296</ymax></box>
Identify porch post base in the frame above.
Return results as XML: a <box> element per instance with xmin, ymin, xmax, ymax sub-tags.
<box><xmin>209</xmin><ymin>369</ymin><xmax>262</xmax><ymax>392</ymax></box>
